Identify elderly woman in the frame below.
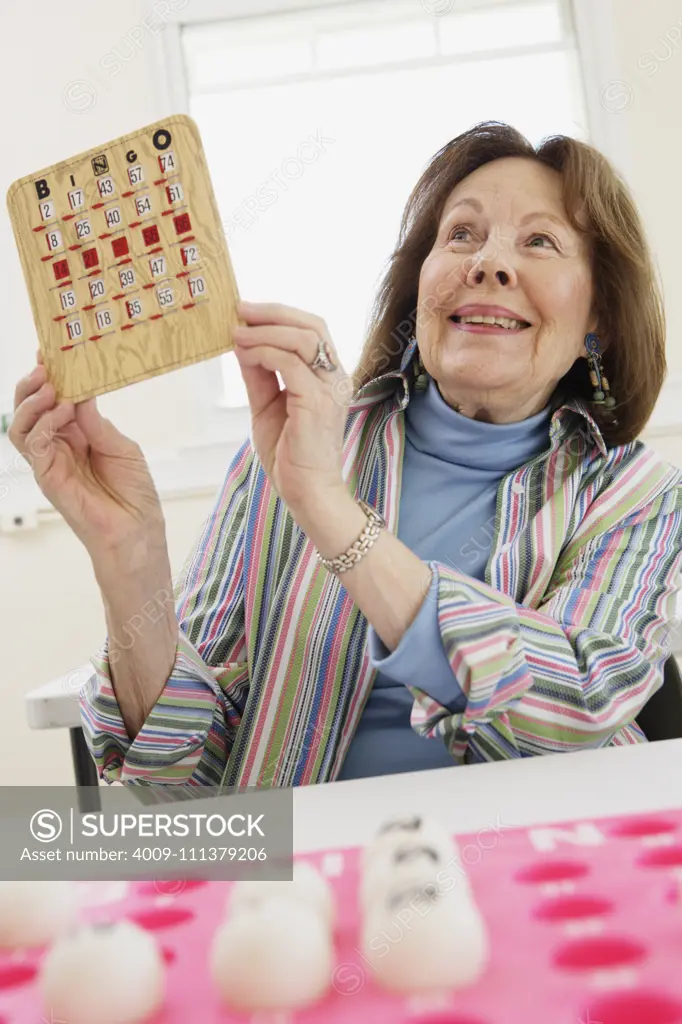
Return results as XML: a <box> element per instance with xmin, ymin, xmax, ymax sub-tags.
<box><xmin>11</xmin><ymin>122</ymin><xmax>682</xmax><ymax>787</ymax></box>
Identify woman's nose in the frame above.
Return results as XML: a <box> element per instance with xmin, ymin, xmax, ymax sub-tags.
<box><xmin>469</xmin><ymin>267</ymin><xmax>511</xmax><ymax>286</ymax></box>
<box><xmin>463</xmin><ymin>238</ymin><xmax>517</xmax><ymax>288</ymax></box>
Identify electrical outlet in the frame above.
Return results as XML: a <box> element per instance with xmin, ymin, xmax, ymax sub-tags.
<box><xmin>0</xmin><ymin>509</ymin><xmax>38</xmax><ymax>533</ymax></box>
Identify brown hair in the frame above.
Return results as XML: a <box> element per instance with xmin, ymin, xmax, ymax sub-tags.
<box><xmin>352</xmin><ymin>121</ymin><xmax>666</xmax><ymax>447</ymax></box>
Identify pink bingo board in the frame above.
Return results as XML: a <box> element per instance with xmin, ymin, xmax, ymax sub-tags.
<box><xmin>3</xmin><ymin>805</ymin><xmax>682</xmax><ymax>1024</ymax></box>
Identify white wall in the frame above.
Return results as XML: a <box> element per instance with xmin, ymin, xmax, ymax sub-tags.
<box><xmin>0</xmin><ymin>0</ymin><xmax>680</xmax><ymax>786</ymax></box>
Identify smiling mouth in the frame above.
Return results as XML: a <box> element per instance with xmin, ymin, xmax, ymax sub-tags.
<box><xmin>450</xmin><ymin>314</ymin><xmax>531</xmax><ymax>331</ymax></box>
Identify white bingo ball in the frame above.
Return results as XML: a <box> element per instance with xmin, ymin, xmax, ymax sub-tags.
<box><xmin>40</xmin><ymin>920</ymin><xmax>165</xmax><ymax>1024</ymax></box>
<box><xmin>227</xmin><ymin>861</ymin><xmax>335</xmax><ymax>926</ymax></box>
<box><xmin>361</xmin><ymin>886</ymin><xmax>489</xmax><ymax>992</ymax></box>
<box><xmin>361</xmin><ymin>815</ymin><xmax>458</xmax><ymax>874</ymax></box>
<box><xmin>360</xmin><ymin>850</ymin><xmax>472</xmax><ymax>913</ymax></box>
<box><xmin>0</xmin><ymin>881</ymin><xmax>76</xmax><ymax>949</ymax></box>
<box><xmin>211</xmin><ymin>897</ymin><xmax>334</xmax><ymax>1010</ymax></box>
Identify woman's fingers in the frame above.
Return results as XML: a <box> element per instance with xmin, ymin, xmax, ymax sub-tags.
<box><xmin>235</xmin><ymin>344</ymin><xmax>318</xmax><ymax>403</ymax></box>
<box><xmin>74</xmin><ymin>398</ymin><xmax>142</xmax><ymax>461</ymax></box>
<box><xmin>23</xmin><ymin>401</ymin><xmax>76</xmax><ymax>473</ymax></box>
<box><xmin>238</xmin><ymin>301</ymin><xmax>331</xmax><ymax>341</ymax></box>
<box><xmin>234</xmin><ymin>313</ymin><xmax>346</xmax><ymax>433</ymax></box>
<box><xmin>13</xmin><ymin>364</ymin><xmax>47</xmax><ymax>412</ymax></box>
<box><xmin>236</xmin><ymin>304</ymin><xmax>342</xmax><ymax>369</ymax></box>
<box><xmin>14</xmin><ymin>351</ymin><xmax>47</xmax><ymax>415</ymax></box>
<box><xmin>9</xmin><ymin>380</ymin><xmax>59</xmax><ymax>450</ymax></box>
<box><xmin>234</xmin><ymin>348</ymin><xmax>282</xmax><ymax>422</ymax></box>
<box><xmin>234</xmin><ymin>325</ymin><xmax>341</xmax><ymax>389</ymax></box>
<box><xmin>234</xmin><ymin>323</ymin><xmax>325</xmax><ymax>367</ymax></box>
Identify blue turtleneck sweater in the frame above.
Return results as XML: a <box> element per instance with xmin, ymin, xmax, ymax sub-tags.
<box><xmin>337</xmin><ymin>376</ymin><xmax>551</xmax><ymax>780</ymax></box>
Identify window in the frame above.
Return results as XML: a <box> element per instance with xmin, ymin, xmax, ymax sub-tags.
<box><xmin>179</xmin><ymin>0</ymin><xmax>586</xmax><ymax>408</ymax></box>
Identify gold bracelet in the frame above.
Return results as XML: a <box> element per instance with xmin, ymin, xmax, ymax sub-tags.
<box><xmin>315</xmin><ymin>499</ymin><xmax>387</xmax><ymax>575</ymax></box>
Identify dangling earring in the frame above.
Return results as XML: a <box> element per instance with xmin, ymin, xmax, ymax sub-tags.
<box><xmin>412</xmin><ymin>339</ymin><xmax>429</xmax><ymax>392</ymax></box>
<box><xmin>584</xmin><ymin>333</ymin><xmax>616</xmax><ymax>409</ymax></box>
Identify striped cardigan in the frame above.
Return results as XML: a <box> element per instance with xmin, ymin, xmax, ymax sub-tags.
<box><xmin>80</xmin><ymin>338</ymin><xmax>682</xmax><ymax>786</ymax></box>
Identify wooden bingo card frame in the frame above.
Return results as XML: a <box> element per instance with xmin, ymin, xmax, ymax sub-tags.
<box><xmin>6</xmin><ymin>114</ymin><xmax>240</xmax><ymax>402</ymax></box>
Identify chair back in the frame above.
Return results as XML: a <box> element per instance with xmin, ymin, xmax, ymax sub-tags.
<box><xmin>636</xmin><ymin>656</ymin><xmax>682</xmax><ymax>741</ymax></box>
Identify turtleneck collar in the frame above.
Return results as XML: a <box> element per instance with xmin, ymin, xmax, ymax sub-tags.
<box><xmin>405</xmin><ymin>375</ymin><xmax>551</xmax><ymax>472</ymax></box>
<box><xmin>351</xmin><ymin>335</ymin><xmax>610</xmax><ymax>458</ymax></box>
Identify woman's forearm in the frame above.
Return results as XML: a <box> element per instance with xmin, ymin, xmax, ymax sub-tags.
<box><xmin>94</xmin><ymin>550</ymin><xmax>180</xmax><ymax>739</ymax></box>
<box><xmin>293</xmin><ymin>490</ymin><xmax>432</xmax><ymax>653</ymax></box>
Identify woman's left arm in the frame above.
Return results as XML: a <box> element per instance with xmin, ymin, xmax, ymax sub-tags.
<box><xmin>302</xmin><ymin>465</ymin><xmax>682</xmax><ymax>759</ymax></box>
<box><xmin>424</xmin><ymin>477</ymin><xmax>682</xmax><ymax>760</ymax></box>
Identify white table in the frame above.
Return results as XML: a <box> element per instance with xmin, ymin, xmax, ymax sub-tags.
<box><xmin>25</xmin><ymin>665</ymin><xmax>100</xmax><ymax>793</ymax></box>
<box><xmin>292</xmin><ymin>739</ymin><xmax>682</xmax><ymax>851</ymax></box>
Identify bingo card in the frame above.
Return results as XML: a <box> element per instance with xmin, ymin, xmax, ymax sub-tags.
<box><xmin>6</xmin><ymin>114</ymin><xmax>240</xmax><ymax>403</ymax></box>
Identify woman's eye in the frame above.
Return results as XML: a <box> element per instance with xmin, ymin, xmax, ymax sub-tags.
<box><xmin>449</xmin><ymin>227</ymin><xmax>471</xmax><ymax>242</ymax></box>
<box><xmin>528</xmin><ymin>233</ymin><xmax>556</xmax><ymax>249</ymax></box>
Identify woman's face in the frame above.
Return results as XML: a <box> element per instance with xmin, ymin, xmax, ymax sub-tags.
<box><xmin>416</xmin><ymin>156</ymin><xmax>596</xmax><ymax>422</ymax></box>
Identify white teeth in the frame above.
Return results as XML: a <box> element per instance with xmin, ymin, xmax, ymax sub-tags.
<box><xmin>452</xmin><ymin>315</ymin><xmax>527</xmax><ymax>329</ymax></box>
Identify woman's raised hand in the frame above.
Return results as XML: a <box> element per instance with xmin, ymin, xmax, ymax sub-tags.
<box><xmin>233</xmin><ymin>301</ymin><xmax>352</xmax><ymax>519</ymax></box>
<box><xmin>9</xmin><ymin>358</ymin><xmax>166</xmax><ymax>567</ymax></box>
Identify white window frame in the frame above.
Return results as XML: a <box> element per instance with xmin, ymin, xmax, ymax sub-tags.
<box><xmin>570</xmin><ymin>0</ymin><xmax>636</xmax><ymax>181</ymax></box>
<box><xmin>151</xmin><ymin>0</ymin><xmax>674</xmax><ymax>445</ymax></box>
<box><xmin>151</xmin><ymin>0</ymin><xmax>610</xmax><ymax>443</ymax></box>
